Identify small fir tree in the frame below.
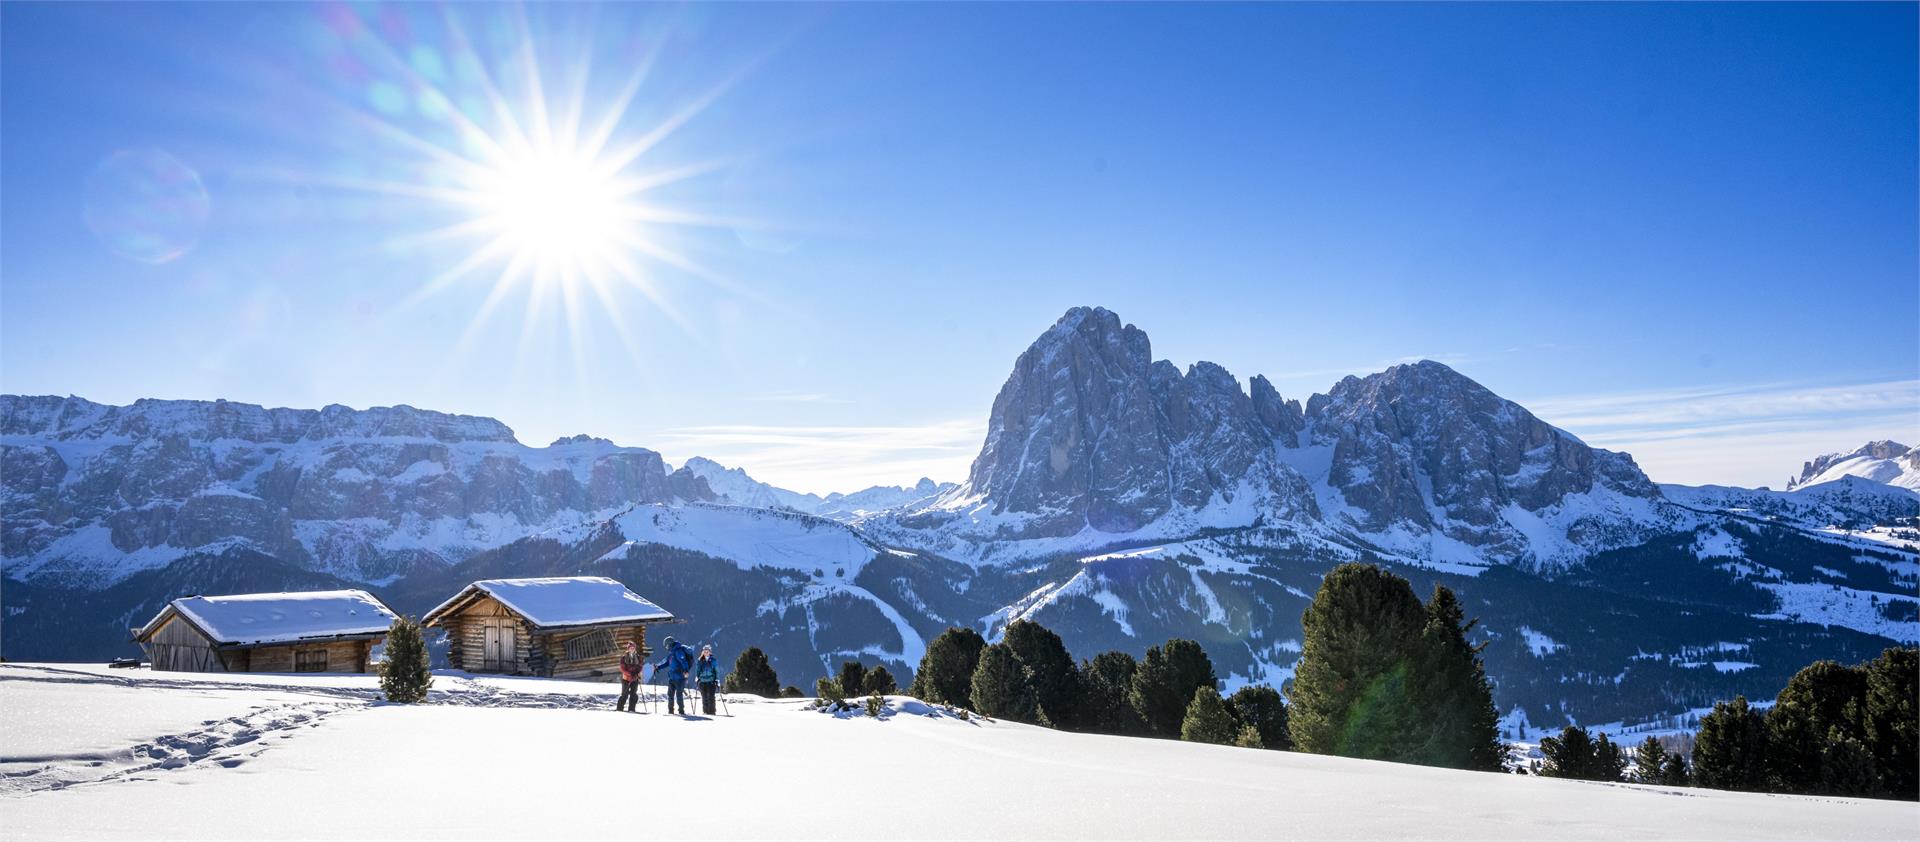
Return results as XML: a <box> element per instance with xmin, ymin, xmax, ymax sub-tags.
<box><xmin>864</xmin><ymin>665</ymin><xmax>899</xmax><ymax>696</ymax></box>
<box><xmin>1766</xmin><ymin>659</ymin><xmax>1869</xmax><ymax>794</ymax></box>
<box><xmin>1181</xmin><ymin>686</ymin><xmax>1239</xmax><ymax>745</ymax></box>
<box><xmin>1131</xmin><ymin>639</ymin><xmax>1218</xmax><ymax>738</ymax></box>
<box><xmin>1538</xmin><ymin>725</ymin><xmax>1598</xmax><ymax>780</ymax></box>
<box><xmin>1659</xmin><ymin>751</ymin><xmax>1691</xmax><ymax>786</ymax></box>
<box><xmin>1227</xmin><ymin>685</ymin><xmax>1290</xmax><ymax>751</ymax></box>
<box><xmin>723</xmin><ymin>647</ymin><xmax>781</xmax><ymax>697</ymax></box>
<box><xmin>1003</xmin><ymin>620</ymin><xmax>1085</xmax><ymax>729</ymax></box>
<box><xmin>1817</xmin><ymin>730</ymin><xmax>1878</xmax><ymax>796</ymax></box>
<box><xmin>1081</xmin><ymin>651</ymin><xmax>1146</xmax><ymax>736</ymax></box>
<box><xmin>1592</xmin><ymin>733</ymin><xmax>1627</xmax><ymax>782</ymax></box>
<box><xmin>1233</xmin><ymin>724</ymin><xmax>1266</xmax><ymax>749</ymax></box>
<box><xmin>1693</xmin><ymin>696</ymin><xmax>1770</xmax><ymax>792</ymax></box>
<box><xmin>911</xmin><ymin>627</ymin><xmax>987</xmax><ymax>708</ymax></box>
<box><xmin>865</xmin><ymin>693</ymin><xmax>886</xmax><ymax>718</ymax></box>
<box><xmin>379</xmin><ymin>616</ymin><xmax>433</xmax><ymax>704</ymax></box>
<box><xmin>837</xmin><ymin>661</ymin><xmax>869</xmax><ymax>702</ymax></box>
<box><xmin>1416</xmin><ymin>585</ymin><xmax>1506</xmax><ymax>771</ymax></box>
<box><xmin>1861</xmin><ymin>646</ymin><xmax>1917</xmax><ymax>800</ymax></box>
<box><xmin>815</xmin><ymin>677</ymin><xmax>845</xmax><ymax>704</ymax></box>
<box><xmin>1634</xmin><ymin>736</ymin><xmax>1670</xmax><ymax>784</ymax></box>
<box><xmin>970</xmin><ymin>643</ymin><xmax>1036</xmax><ymax>722</ymax></box>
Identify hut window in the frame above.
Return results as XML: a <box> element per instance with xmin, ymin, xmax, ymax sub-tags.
<box><xmin>294</xmin><ymin>648</ymin><xmax>329</xmax><ymax>672</ymax></box>
<box><xmin>562</xmin><ymin>629</ymin><xmax>615</xmax><ymax>661</ymax></box>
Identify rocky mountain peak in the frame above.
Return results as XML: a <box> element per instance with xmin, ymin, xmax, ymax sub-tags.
<box><xmin>941</xmin><ymin>311</ymin><xmax>1663</xmax><ymax>567</ymax></box>
<box><xmin>1788</xmin><ymin>440</ymin><xmax>1919</xmax><ymax>491</ymax></box>
<box><xmin>959</xmin><ymin>306</ymin><xmax>1310</xmax><ymax>537</ymax></box>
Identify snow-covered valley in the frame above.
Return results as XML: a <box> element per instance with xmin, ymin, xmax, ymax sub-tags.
<box><xmin>1</xmin><ymin>663</ymin><xmax>1913</xmax><ymax>841</ymax></box>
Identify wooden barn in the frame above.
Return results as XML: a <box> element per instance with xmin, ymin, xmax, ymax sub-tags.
<box><xmin>132</xmin><ymin>590</ymin><xmax>399</xmax><ymax>673</ymax></box>
<box><xmin>420</xmin><ymin>576</ymin><xmax>675</xmax><ymax>680</ymax></box>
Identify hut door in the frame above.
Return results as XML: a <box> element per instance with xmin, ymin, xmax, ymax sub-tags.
<box><xmin>482</xmin><ymin>619</ymin><xmax>516</xmax><ymax>672</ymax></box>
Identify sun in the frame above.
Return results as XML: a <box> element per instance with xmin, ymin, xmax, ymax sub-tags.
<box><xmin>464</xmin><ymin>142</ymin><xmax>632</xmax><ymax>282</ymax></box>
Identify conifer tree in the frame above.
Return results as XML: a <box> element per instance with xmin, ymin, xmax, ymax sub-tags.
<box><xmin>1634</xmin><ymin>736</ymin><xmax>1670</xmax><ymax>784</ymax></box>
<box><xmin>1538</xmin><ymin>725</ymin><xmax>1598</xmax><ymax>780</ymax></box>
<box><xmin>1233</xmin><ymin>724</ymin><xmax>1265</xmax><ymax>749</ymax></box>
<box><xmin>1081</xmin><ymin>651</ymin><xmax>1146</xmax><ymax>735</ymax></box>
<box><xmin>1131</xmin><ymin>639</ymin><xmax>1217</xmax><ymax>738</ymax></box>
<box><xmin>911</xmin><ymin>627</ymin><xmax>987</xmax><ymax>708</ymax></box>
<box><xmin>837</xmin><ymin>661</ymin><xmax>869</xmax><ymax>703</ymax></box>
<box><xmin>779</xmin><ymin>685</ymin><xmax>804</xmax><ymax>699</ymax></box>
<box><xmin>1659</xmin><ymin>750</ymin><xmax>1691</xmax><ymax>786</ymax></box>
<box><xmin>864</xmin><ymin>665</ymin><xmax>899</xmax><ymax>695</ymax></box>
<box><xmin>723</xmin><ymin>647</ymin><xmax>781</xmax><ymax>697</ymax></box>
<box><xmin>1860</xmin><ymin>646</ymin><xmax>1917</xmax><ymax>800</ymax></box>
<box><xmin>970</xmin><ymin>643</ymin><xmax>1036</xmax><ymax>722</ymax></box>
<box><xmin>1592</xmin><ymin>733</ymin><xmax>1627</xmax><ymax>782</ymax></box>
<box><xmin>1693</xmin><ymin>696</ymin><xmax>1770</xmax><ymax>792</ymax></box>
<box><xmin>1415</xmin><ymin>585</ymin><xmax>1505</xmax><ymax>770</ymax></box>
<box><xmin>1288</xmin><ymin>563</ymin><xmax>1428</xmax><ymax>760</ymax></box>
<box><xmin>1180</xmin><ymin>686</ymin><xmax>1238</xmax><ymax>745</ymax></box>
<box><xmin>1817</xmin><ymin>730</ymin><xmax>1878</xmax><ymax>796</ymax></box>
<box><xmin>815</xmin><ymin>677</ymin><xmax>845</xmax><ymax>704</ymax></box>
<box><xmin>378</xmin><ymin>616</ymin><xmax>433</xmax><ymax>704</ymax></box>
<box><xmin>1003</xmin><ymin>620</ymin><xmax>1085</xmax><ymax>729</ymax></box>
<box><xmin>1766</xmin><ymin>659</ymin><xmax>1868</xmax><ymax>794</ymax></box>
<box><xmin>1227</xmin><ymin>685</ymin><xmax>1290</xmax><ymax>751</ymax></box>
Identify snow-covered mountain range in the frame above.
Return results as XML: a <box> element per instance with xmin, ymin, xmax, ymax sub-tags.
<box><xmin>4</xmin><ymin>306</ymin><xmax>1914</xmax><ymax>732</ymax></box>
<box><xmin>1787</xmin><ymin>440</ymin><xmax>1920</xmax><ymax>492</ymax></box>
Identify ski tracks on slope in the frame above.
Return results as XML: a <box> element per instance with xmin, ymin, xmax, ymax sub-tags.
<box><xmin>0</xmin><ymin>667</ymin><xmax>623</xmax><ymax>797</ymax></box>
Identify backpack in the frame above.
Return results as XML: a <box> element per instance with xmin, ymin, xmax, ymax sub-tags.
<box><xmin>670</xmin><ymin>644</ymin><xmax>692</xmax><ymax>674</ymax></box>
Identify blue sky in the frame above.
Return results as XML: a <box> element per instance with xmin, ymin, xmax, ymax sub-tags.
<box><xmin>4</xmin><ymin>2</ymin><xmax>1914</xmax><ymax>492</ymax></box>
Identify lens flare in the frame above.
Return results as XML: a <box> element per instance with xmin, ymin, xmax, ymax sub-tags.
<box><xmin>83</xmin><ymin>148</ymin><xmax>211</xmax><ymax>265</ymax></box>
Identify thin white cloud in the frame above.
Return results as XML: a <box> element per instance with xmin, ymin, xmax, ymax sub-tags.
<box><xmin>745</xmin><ymin>392</ymin><xmax>850</xmax><ymax>404</ymax></box>
<box><xmin>1518</xmin><ymin>378</ymin><xmax>1919</xmax><ymax>488</ymax></box>
<box><xmin>655</xmin><ymin>419</ymin><xmax>984</xmax><ymax>495</ymax></box>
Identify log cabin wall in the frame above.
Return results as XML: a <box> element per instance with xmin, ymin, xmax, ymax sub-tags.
<box><xmin>143</xmin><ymin>615</ymin><xmax>375</xmax><ymax>673</ymax></box>
<box><xmin>539</xmin><ymin>625</ymin><xmax>650</xmax><ymax>681</ymax></box>
<box><xmin>443</xmin><ymin>596</ymin><xmax>537</xmax><ymax>674</ymax></box>
<box><xmin>244</xmin><ymin>640</ymin><xmax>372</xmax><ymax>674</ymax></box>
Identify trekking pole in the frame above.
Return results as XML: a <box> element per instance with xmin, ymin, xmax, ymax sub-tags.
<box><xmin>713</xmin><ymin>638</ymin><xmax>732</xmax><ymax>717</ymax></box>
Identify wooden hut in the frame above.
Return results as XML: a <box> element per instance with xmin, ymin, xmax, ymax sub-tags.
<box><xmin>132</xmin><ymin>590</ymin><xmax>398</xmax><ymax>673</ymax></box>
<box><xmin>420</xmin><ymin>576</ymin><xmax>674</xmax><ymax>680</ymax></box>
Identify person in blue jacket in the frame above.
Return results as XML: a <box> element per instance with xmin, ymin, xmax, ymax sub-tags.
<box><xmin>655</xmin><ymin>636</ymin><xmax>695</xmax><ymax>715</ymax></box>
<box><xmin>694</xmin><ymin>644</ymin><xmax>722</xmax><ymax>715</ymax></box>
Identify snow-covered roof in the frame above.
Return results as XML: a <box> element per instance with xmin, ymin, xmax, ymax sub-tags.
<box><xmin>422</xmin><ymin>576</ymin><xmax>673</xmax><ymax>630</ymax></box>
<box><xmin>137</xmin><ymin>590</ymin><xmax>398</xmax><ymax>647</ymax></box>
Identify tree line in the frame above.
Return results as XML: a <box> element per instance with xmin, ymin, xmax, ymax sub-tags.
<box><xmin>1534</xmin><ymin>647</ymin><xmax>1917</xmax><ymax>800</ymax></box>
<box><xmin>712</xmin><ymin>560</ymin><xmax>1916</xmax><ymax>800</ymax></box>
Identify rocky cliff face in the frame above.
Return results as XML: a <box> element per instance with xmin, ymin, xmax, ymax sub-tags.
<box><xmin>0</xmin><ymin>396</ymin><xmax>714</xmax><ymax>586</ymax></box>
<box><xmin>916</xmin><ymin>307</ymin><xmax>1665</xmax><ymax>569</ymax></box>
<box><xmin>958</xmin><ymin>307</ymin><xmax>1316</xmax><ymax>537</ymax></box>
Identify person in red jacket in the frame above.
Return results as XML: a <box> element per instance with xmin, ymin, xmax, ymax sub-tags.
<box><xmin>616</xmin><ymin>640</ymin><xmax>644</xmax><ymax>712</ymax></box>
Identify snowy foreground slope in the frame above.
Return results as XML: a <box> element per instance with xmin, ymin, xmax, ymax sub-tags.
<box><xmin>2</xmin><ymin>665</ymin><xmax>1912</xmax><ymax>841</ymax></box>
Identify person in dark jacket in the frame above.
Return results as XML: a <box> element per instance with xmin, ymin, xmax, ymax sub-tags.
<box><xmin>694</xmin><ymin>644</ymin><xmax>722</xmax><ymax>715</ymax></box>
<box><xmin>615</xmin><ymin>640</ymin><xmax>644</xmax><ymax>712</ymax></box>
<box><xmin>655</xmin><ymin>636</ymin><xmax>695</xmax><ymax>715</ymax></box>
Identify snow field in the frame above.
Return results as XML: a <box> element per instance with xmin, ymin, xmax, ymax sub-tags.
<box><xmin>4</xmin><ymin>664</ymin><xmax>1917</xmax><ymax>841</ymax></box>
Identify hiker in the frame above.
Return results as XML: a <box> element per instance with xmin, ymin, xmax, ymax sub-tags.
<box><xmin>655</xmin><ymin>636</ymin><xmax>695</xmax><ymax>715</ymax></box>
<box><xmin>615</xmin><ymin>640</ymin><xmax>644</xmax><ymax>712</ymax></box>
<box><xmin>694</xmin><ymin>644</ymin><xmax>722</xmax><ymax>715</ymax></box>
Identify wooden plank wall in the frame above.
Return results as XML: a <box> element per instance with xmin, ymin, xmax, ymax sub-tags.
<box><xmin>143</xmin><ymin>616</ymin><xmax>372</xmax><ymax>673</ymax></box>
<box><xmin>541</xmin><ymin>626</ymin><xmax>649</xmax><ymax>681</ymax></box>
<box><xmin>145</xmin><ymin>615</ymin><xmax>226</xmax><ymax>672</ymax></box>
<box><xmin>444</xmin><ymin>596</ymin><xmax>535</xmax><ymax>674</ymax></box>
<box><xmin>245</xmin><ymin>640</ymin><xmax>371</xmax><ymax>673</ymax></box>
